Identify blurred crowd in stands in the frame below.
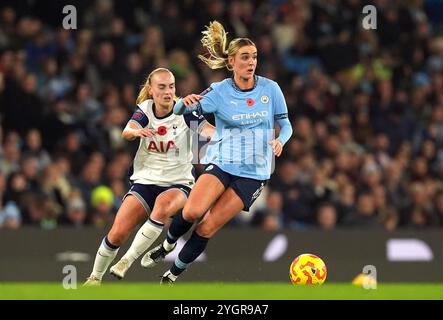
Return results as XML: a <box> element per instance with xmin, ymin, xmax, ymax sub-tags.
<box><xmin>1</xmin><ymin>0</ymin><xmax>443</xmax><ymax>231</ymax></box>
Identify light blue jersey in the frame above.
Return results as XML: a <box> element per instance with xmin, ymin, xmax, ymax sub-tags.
<box><xmin>193</xmin><ymin>76</ymin><xmax>289</xmax><ymax>180</ymax></box>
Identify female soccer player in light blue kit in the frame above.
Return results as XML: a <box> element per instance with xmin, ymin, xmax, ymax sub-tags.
<box><xmin>142</xmin><ymin>21</ymin><xmax>293</xmax><ymax>283</ymax></box>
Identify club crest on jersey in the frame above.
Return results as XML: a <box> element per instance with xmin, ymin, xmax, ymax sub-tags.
<box><xmin>157</xmin><ymin>126</ymin><xmax>167</xmax><ymax>136</ymax></box>
<box><xmin>173</xmin><ymin>124</ymin><xmax>178</xmax><ymax>135</ymax></box>
<box><xmin>261</xmin><ymin>95</ymin><xmax>269</xmax><ymax>104</ymax></box>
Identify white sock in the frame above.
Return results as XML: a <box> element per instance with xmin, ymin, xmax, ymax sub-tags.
<box><xmin>163</xmin><ymin>239</ymin><xmax>176</xmax><ymax>251</ymax></box>
<box><xmin>90</xmin><ymin>238</ymin><xmax>119</xmax><ymax>280</ymax></box>
<box><xmin>121</xmin><ymin>219</ymin><xmax>163</xmax><ymax>263</ymax></box>
<box><xmin>165</xmin><ymin>270</ymin><xmax>178</xmax><ymax>281</ymax></box>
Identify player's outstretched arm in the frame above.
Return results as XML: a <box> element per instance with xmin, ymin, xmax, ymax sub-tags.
<box><xmin>173</xmin><ymin>94</ymin><xmax>203</xmax><ymax>115</ymax></box>
<box><xmin>122</xmin><ymin>122</ymin><xmax>156</xmax><ymax>141</ymax></box>
<box><xmin>173</xmin><ymin>99</ymin><xmax>187</xmax><ymax>115</ymax></box>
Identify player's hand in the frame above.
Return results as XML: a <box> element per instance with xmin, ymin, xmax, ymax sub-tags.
<box><xmin>134</xmin><ymin>128</ymin><xmax>156</xmax><ymax>138</ymax></box>
<box><xmin>269</xmin><ymin>139</ymin><xmax>283</xmax><ymax>157</ymax></box>
<box><xmin>182</xmin><ymin>94</ymin><xmax>203</xmax><ymax>106</ymax></box>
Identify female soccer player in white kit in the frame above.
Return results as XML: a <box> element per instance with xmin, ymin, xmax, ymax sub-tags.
<box><xmin>84</xmin><ymin>68</ymin><xmax>214</xmax><ymax>285</ymax></box>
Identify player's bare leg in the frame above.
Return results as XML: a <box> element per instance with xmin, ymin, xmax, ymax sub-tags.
<box><xmin>142</xmin><ymin>175</ymin><xmax>225</xmax><ymax>269</ymax></box>
<box><xmin>161</xmin><ymin>188</ymin><xmax>243</xmax><ymax>283</ymax></box>
<box><xmin>85</xmin><ymin>196</ymin><xmax>146</xmax><ymax>285</ymax></box>
<box><xmin>111</xmin><ymin>189</ymin><xmax>187</xmax><ymax>278</ymax></box>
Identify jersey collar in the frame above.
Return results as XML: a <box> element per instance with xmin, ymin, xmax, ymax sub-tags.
<box><xmin>152</xmin><ymin>102</ymin><xmax>174</xmax><ymax>119</ymax></box>
<box><xmin>230</xmin><ymin>75</ymin><xmax>258</xmax><ymax>92</ymax></box>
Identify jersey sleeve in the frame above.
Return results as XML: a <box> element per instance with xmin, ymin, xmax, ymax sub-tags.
<box><xmin>183</xmin><ymin>110</ymin><xmax>208</xmax><ymax>132</ymax></box>
<box><xmin>197</xmin><ymin>86</ymin><xmax>219</xmax><ymax>114</ymax></box>
<box><xmin>129</xmin><ymin>107</ymin><xmax>149</xmax><ymax>128</ymax></box>
<box><xmin>271</xmin><ymin>82</ymin><xmax>289</xmax><ymax>120</ymax></box>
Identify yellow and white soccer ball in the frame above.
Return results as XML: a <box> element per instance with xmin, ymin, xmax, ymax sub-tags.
<box><xmin>352</xmin><ymin>273</ymin><xmax>377</xmax><ymax>287</ymax></box>
<box><xmin>289</xmin><ymin>253</ymin><xmax>327</xmax><ymax>285</ymax></box>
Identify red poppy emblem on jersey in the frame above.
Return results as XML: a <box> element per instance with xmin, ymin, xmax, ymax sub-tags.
<box><xmin>246</xmin><ymin>98</ymin><xmax>255</xmax><ymax>107</ymax></box>
<box><xmin>157</xmin><ymin>126</ymin><xmax>167</xmax><ymax>136</ymax></box>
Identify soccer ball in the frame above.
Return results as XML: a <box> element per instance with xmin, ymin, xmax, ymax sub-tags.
<box><xmin>352</xmin><ymin>273</ymin><xmax>377</xmax><ymax>287</ymax></box>
<box><xmin>289</xmin><ymin>253</ymin><xmax>327</xmax><ymax>285</ymax></box>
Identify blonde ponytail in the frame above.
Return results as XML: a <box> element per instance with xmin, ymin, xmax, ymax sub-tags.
<box><xmin>198</xmin><ymin>21</ymin><xmax>257</xmax><ymax>72</ymax></box>
<box><xmin>198</xmin><ymin>21</ymin><xmax>230</xmax><ymax>70</ymax></box>
<box><xmin>136</xmin><ymin>68</ymin><xmax>172</xmax><ymax>105</ymax></box>
<box><xmin>136</xmin><ymin>84</ymin><xmax>150</xmax><ymax>105</ymax></box>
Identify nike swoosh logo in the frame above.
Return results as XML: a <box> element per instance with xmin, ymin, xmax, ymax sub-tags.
<box><xmin>142</xmin><ymin>232</ymin><xmax>153</xmax><ymax>239</ymax></box>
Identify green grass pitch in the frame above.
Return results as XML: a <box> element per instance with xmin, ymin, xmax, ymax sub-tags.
<box><xmin>1</xmin><ymin>282</ymin><xmax>443</xmax><ymax>300</ymax></box>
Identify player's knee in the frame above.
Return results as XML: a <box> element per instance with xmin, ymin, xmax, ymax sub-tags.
<box><xmin>182</xmin><ymin>206</ymin><xmax>204</xmax><ymax>223</ymax></box>
<box><xmin>107</xmin><ymin>229</ymin><xmax>127</xmax><ymax>247</ymax></box>
<box><xmin>150</xmin><ymin>207</ymin><xmax>170</xmax><ymax>223</ymax></box>
<box><xmin>195</xmin><ymin>223</ymin><xmax>216</xmax><ymax>239</ymax></box>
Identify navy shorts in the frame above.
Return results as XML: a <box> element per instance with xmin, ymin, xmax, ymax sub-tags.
<box><xmin>124</xmin><ymin>184</ymin><xmax>191</xmax><ymax>214</ymax></box>
<box><xmin>201</xmin><ymin>164</ymin><xmax>267</xmax><ymax>211</ymax></box>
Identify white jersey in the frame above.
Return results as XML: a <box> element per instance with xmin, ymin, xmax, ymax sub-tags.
<box><xmin>128</xmin><ymin>99</ymin><xmax>207</xmax><ymax>187</ymax></box>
